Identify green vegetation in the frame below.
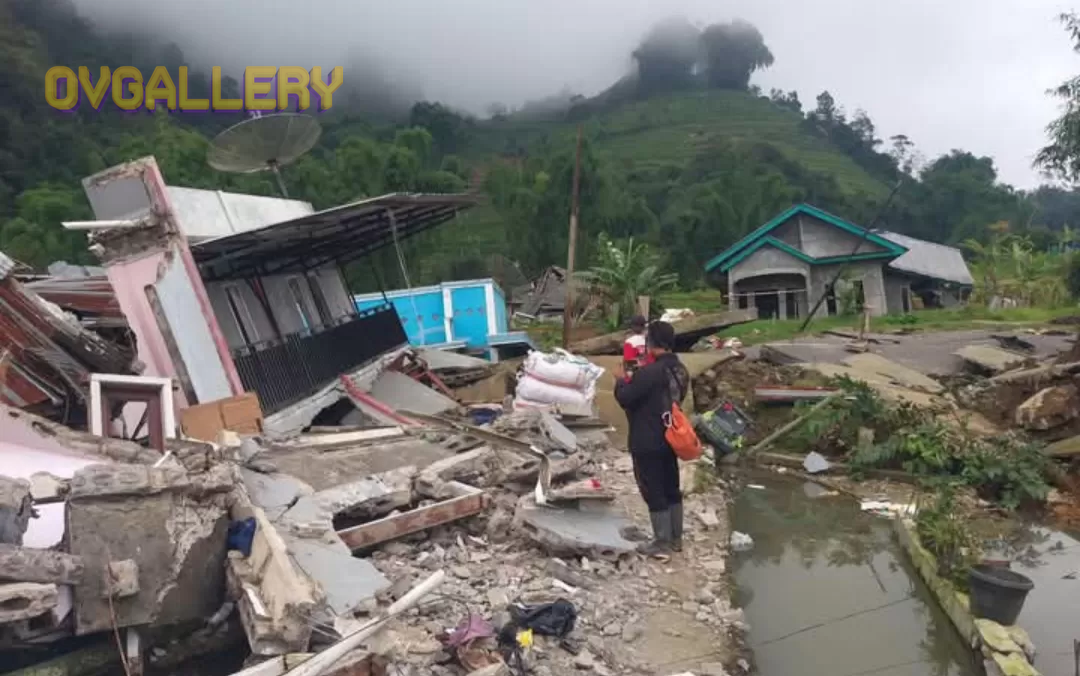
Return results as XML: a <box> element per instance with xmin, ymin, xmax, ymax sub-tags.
<box><xmin>6</xmin><ymin>0</ymin><xmax>1080</xmax><ymax>314</ymax></box>
<box><xmin>786</xmin><ymin>378</ymin><xmax>1053</xmax><ymax>511</ymax></box>
<box><xmin>914</xmin><ymin>486</ymin><xmax>981</xmax><ymax>588</ymax></box>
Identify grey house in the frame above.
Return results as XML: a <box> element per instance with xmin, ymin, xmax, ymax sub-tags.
<box><xmin>704</xmin><ymin>204</ymin><xmax>974</xmax><ymax>320</ymax></box>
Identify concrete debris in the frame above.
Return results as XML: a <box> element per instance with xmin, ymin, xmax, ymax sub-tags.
<box><xmin>730</xmin><ymin>532</ymin><xmax>753</xmax><ymax>552</ymax></box>
<box><xmin>1014</xmin><ymin>384</ymin><xmax>1080</xmax><ymax>430</ymax></box>
<box><xmin>0</xmin><ymin>476</ymin><xmax>32</xmax><ymax>545</ymax></box>
<box><xmin>514</xmin><ymin>496</ymin><xmax>637</xmax><ymax>559</ymax></box>
<box><xmin>371</xmin><ymin>370</ymin><xmax>461</xmax><ymax>416</ymax></box>
<box><xmin>955</xmin><ymin>345</ymin><xmax>1030</xmax><ymax>375</ymax></box>
<box><xmin>68</xmin><ymin>462</ymin><xmax>235</xmax><ymax>635</ymax></box>
<box><xmin>840</xmin><ymin>353</ymin><xmax>944</xmax><ymax>394</ymax></box>
<box><xmin>0</xmin><ymin>544</ymin><xmax>84</xmax><ymax>584</ymax></box>
<box><xmin>336</xmin><ymin>482</ymin><xmax>490</xmax><ymax>552</ymax></box>
<box><xmin>284</xmin><ymin>538</ymin><xmax>389</xmax><ymax>617</ymax></box>
<box><xmin>0</xmin><ymin>583</ymin><xmax>58</xmax><ymax>623</ymax></box>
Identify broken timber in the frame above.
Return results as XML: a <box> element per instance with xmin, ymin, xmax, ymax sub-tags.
<box><xmin>337</xmin><ymin>483</ymin><xmax>490</xmax><ymax>551</ymax></box>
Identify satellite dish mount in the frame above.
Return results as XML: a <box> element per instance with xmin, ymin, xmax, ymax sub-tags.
<box><xmin>207</xmin><ymin>113</ymin><xmax>322</xmax><ymax>199</ymax></box>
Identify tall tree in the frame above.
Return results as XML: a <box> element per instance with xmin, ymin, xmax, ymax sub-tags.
<box><xmin>1036</xmin><ymin>12</ymin><xmax>1080</xmax><ymax>181</ymax></box>
<box><xmin>632</xmin><ymin>17</ymin><xmax>701</xmax><ymax>95</ymax></box>
<box><xmin>699</xmin><ymin>20</ymin><xmax>775</xmax><ymax>90</ymax></box>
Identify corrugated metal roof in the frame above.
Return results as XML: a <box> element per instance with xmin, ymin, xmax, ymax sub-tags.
<box><xmin>191</xmin><ymin>192</ymin><xmax>480</xmax><ymax>282</ymax></box>
<box><xmin>877</xmin><ymin>231</ymin><xmax>974</xmax><ymax>286</ymax></box>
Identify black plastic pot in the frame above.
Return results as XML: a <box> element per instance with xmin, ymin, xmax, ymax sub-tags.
<box><xmin>968</xmin><ymin>564</ymin><xmax>1034</xmax><ymax>626</ymax></box>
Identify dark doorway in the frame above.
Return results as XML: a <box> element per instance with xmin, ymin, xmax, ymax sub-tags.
<box><xmin>901</xmin><ymin>287</ymin><xmax>912</xmax><ymax>313</ymax></box>
<box><xmin>785</xmin><ymin>292</ymin><xmax>800</xmax><ymax>319</ymax></box>
<box><xmin>757</xmin><ymin>292</ymin><xmax>780</xmax><ymax>319</ymax></box>
<box><xmin>825</xmin><ymin>285</ymin><xmax>837</xmax><ymax>315</ymax></box>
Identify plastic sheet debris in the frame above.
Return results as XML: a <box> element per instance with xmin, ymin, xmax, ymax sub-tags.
<box><xmin>860</xmin><ymin>500</ymin><xmax>916</xmax><ymax>517</ymax></box>
<box><xmin>803</xmin><ymin>451</ymin><xmax>831</xmax><ymax>474</ymax></box>
<box><xmin>731</xmin><ymin>531</ymin><xmax>754</xmax><ymax>552</ymax></box>
<box><xmin>507</xmin><ymin>598</ymin><xmax>577</xmax><ymax>637</ymax></box>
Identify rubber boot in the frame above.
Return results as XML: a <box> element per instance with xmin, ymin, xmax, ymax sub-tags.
<box><xmin>670</xmin><ymin>502</ymin><xmax>684</xmax><ymax>553</ymax></box>
<box><xmin>638</xmin><ymin>509</ymin><xmax>673</xmax><ymax>559</ymax></box>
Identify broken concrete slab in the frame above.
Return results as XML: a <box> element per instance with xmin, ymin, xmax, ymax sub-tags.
<box><xmin>278</xmin><ymin>466</ymin><xmax>417</xmax><ymax>538</ymax></box>
<box><xmin>415</xmin><ymin>348</ymin><xmax>491</xmax><ymax>371</ymax></box>
<box><xmin>267</xmin><ymin>438</ymin><xmax>450</xmax><ymax>492</ymax></box>
<box><xmin>0</xmin><ymin>544</ymin><xmax>84</xmax><ymax>584</ymax></box>
<box><xmin>68</xmin><ymin>463</ymin><xmax>235</xmax><ymax>635</ymax></box>
<box><xmin>0</xmin><ymin>476</ymin><xmax>32</xmax><ymax>545</ymax></box>
<box><xmin>242</xmin><ymin>469</ymin><xmax>315</xmax><ymax>522</ymax></box>
<box><xmin>955</xmin><ymin>345</ymin><xmax>1030</xmax><ymax>375</ymax></box>
<box><xmin>0</xmin><ymin>582</ymin><xmax>58</xmax><ymax>623</ymax></box>
<box><xmin>513</xmin><ymin>497</ymin><xmax>636</xmax><ymax>560</ymax></box>
<box><xmin>371</xmin><ymin>370</ymin><xmax>460</xmax><ymax>416</ymax></box>
<box><xmin>1015</xmin><ymin>384</ymin><xmax>1080</xmax><ymax>430</ymax></box>
<box><xmin>539</xmin><ymin>411</ymin><xmax>578</xmax><ymax>453</ymax></box>
<box><xmin>840</xmin><ymin>353</ymin><xmax>944</xmax><ymax>393</ymax></box>
<box><xmin>284</xmin><ymin>538</ymin><xmax>389</xmax><ymax>617</ymax></box>
<box><xmin>805</xmin><ymin>363</ymin><xmax>945</xmax><ymax>409</ymax></box>
<box><xmin>275</xmin><ymin>428</ymin><xmax>408</xmax><ymax>453</ymax></box>
<box><xmin>226</xmin><ymin>506</ymin><xmax>319</xmax><ymax>656</ymax></box>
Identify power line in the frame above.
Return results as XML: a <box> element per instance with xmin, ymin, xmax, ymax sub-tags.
<box><xmin>753</xmin><ymin>595</ymin><xmax>916</xmax><ymax>647</ymax></box>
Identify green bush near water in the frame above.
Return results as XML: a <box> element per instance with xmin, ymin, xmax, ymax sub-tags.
<box><xmin>784</xmin><ymin>378</ymin><xmax>1053</xmax><ymax>510</ymax></box>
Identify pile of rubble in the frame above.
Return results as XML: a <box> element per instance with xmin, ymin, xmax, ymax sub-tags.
<box><xmin>0</xmin><ymin>388</ymin><xmax>746</xmax><ymax>676</ymax></box>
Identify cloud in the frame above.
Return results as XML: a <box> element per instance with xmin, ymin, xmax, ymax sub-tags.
<box><xmin>70</xmin><ymin>0</ymin><xmax>1080</xmax><ymax>187</ymax></box>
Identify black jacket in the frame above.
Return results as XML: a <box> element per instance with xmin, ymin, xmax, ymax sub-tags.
<box><xmin>614</xmin><ymin>352</ymin><xmax>690</xmax><ymax>455</ymax></box>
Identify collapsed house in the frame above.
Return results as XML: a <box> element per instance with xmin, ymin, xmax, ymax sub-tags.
<box><xmin>72</xmin><ymin>156</ymin><xmax>478</xmax><ymax>437</ymax></box>
<box><xmin>704</xmin><ymin>203</ymin><xmax>975</xmax><ymax>320</ymax></box>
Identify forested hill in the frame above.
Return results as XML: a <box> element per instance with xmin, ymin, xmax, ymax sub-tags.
<box><xmin>3</xmin><ymin>0</ymin><xmax>1080</xmax><ymax>290</ymax></box>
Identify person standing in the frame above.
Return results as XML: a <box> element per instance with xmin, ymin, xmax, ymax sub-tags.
<box><xmin>614</xmin><ymin>321</ymin><xmax>690</xmax><ymax>558</ymax></box>
<box><xmin>622</xmin><ymin>315</ymin><xmax>653</xmax><ymax>377</ymax></box>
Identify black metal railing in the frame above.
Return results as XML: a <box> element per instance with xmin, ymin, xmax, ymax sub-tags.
<box><xmin>231</xmin><ymin>305</ymin><xmax>407</xmax><ymax>414</ymax></box>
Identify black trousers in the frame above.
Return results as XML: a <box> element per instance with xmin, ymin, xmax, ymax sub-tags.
<box><xmin>631</xmin><ymin>447</ymin><xmax>682</xmax><ymax>512</ymax></box>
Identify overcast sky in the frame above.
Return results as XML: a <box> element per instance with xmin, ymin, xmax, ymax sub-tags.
<box><xmin>72</xmin><ymin>0</ymin><xmax>1080</xmax><ymax>188</ymax></box>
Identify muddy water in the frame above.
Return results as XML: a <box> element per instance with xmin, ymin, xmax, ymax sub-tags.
<box><xmin>731</xmin><ymin>477</ymin><xmax>979</xmax><ymax>676</ymax></box>
<box><xmin>982</xmin><ymin>522</ymin><xmax>1080</xmax><ymax>676</ymax></box>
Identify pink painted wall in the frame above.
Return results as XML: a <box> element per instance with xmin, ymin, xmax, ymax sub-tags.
<box><xmin>105</xmin><ymin>252</ymin><xmax>190</xmax><ymax>409</ymax></box>
<box><xmin>0</xmin><ymin>410</ymin><xmax>100</xmax><ymax>547</ymax></box>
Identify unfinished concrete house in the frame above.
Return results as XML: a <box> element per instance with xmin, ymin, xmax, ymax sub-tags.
<box><xmin>704</xmin><ymin>204</ymin><xmax>974</xmax><ymax>319</ymax></box>
<box><xmin>72</xmin><ymin>156</ymin><xmax>477</xmax><ymax>436</ymax></box>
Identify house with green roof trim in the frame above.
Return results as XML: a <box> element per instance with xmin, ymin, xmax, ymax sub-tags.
<box><xmin>704</xmin><ymin>204</ymin><xmax>974</xmax><ymax>320</ymax></box>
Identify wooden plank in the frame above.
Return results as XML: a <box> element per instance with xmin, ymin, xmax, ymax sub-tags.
<box><xmin>569</xmin><ymin>309</ymin><xmax>758</xmax><ymax>355</ymax></box>
<box><xmin>0</xmin><ymin>544</ymin><xmax>84</xmax><ymax>584</ymax></box>
<box><xmin>337</xmin><ymin>491</ymin><xmax>489</xmax><ymax>551</ymax></box>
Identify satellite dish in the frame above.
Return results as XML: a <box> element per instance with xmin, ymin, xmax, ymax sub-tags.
<box><xmin>207</xmin><ymin>113</ymin><xmax>322</xmax><ymax>198</ymax></box>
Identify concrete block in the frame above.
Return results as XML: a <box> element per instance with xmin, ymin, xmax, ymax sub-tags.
<box><xmin>0</xmin><ymin>476</ymin><xmax>32</xmax><ymax>545</ymax></box>
<box><xmin>0</xmin><ymin>582</ymin><xmax>58</xmax><ymax>623</ymax></box>
<box><xmin>105</xmin><ymin>560</ymin><xmax>140</xmax><ymax>599</ymax></box>
<box><xmin>514</xmin><ymin>497</ymin><xmax>636</xmax><ymax>560</ymax></box>
<box><xmin>68</xmin><ymin>466</ymin><xmax>231</xmax><ymax>634</ymax></box>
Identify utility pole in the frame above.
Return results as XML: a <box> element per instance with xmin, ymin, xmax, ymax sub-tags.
<box><xmin>562</xmin><ymin>125</ymin><xmax>583</xmax><ymax>349</ymax></box>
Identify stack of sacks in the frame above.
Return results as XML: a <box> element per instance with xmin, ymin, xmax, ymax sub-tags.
<box><xmin>514</xmin><ymin>349</ymin><xmax>605</xmax><ymax>411</ymax></box>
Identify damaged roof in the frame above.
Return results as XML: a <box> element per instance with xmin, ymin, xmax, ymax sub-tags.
<box><xmin>877</xmin><ymin>231</ymin><xmax>975</xmax><ymax>286</ymax></box>
<box><xmin>0</xmin><ymin>251</ymin><xmax>136</xmax><ymax>413</ymax></box>
<box><xmin>192</xmin><ymin>192</ymin><xmax>480</xmax><ymax>282</ymax></box>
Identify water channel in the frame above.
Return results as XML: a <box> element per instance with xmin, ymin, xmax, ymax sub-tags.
<box><xmin>731</xmin><ymin>475</ymin><xmax>980</xmax><ymax>676</ymax></box>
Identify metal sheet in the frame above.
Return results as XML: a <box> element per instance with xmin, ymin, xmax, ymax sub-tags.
<box><xmin>153</xmin><ymin>251</ymin><xmax>233</xmax><ymax>403</ymax></box>
<box><xmin>369</xmin><ymin>370</ymin><xmax>459</xmax><ymax>415</ymax></box>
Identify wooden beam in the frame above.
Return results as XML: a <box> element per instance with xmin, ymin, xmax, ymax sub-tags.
<box><xmin>337</xmin><ymin>489</ymin><xmax>489</xmax><ymax>551</ymax></box>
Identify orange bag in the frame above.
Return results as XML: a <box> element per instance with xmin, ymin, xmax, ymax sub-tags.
<box><xmin>652</xmin><ymin>364</ymin><xmax>701</xmax><ymax>461</ymax></box>
<box><xmin>662</xmin><ymin>395</ymin><xmax>703</xmax><ymax>462</ymax></box>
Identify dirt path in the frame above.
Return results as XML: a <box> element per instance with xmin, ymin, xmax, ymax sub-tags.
<box><xmin>599</xmin><ymin>454</ymin><xmax>747</xmax><ymax>675</ymax></box>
